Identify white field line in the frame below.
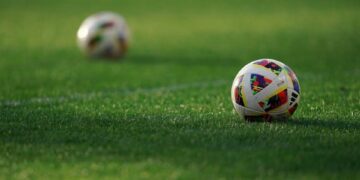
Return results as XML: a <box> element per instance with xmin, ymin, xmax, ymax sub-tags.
<box><xmin>0</xmin><ymin>79</ymin><xmax>230</xmax><ymax>107</ymax></box>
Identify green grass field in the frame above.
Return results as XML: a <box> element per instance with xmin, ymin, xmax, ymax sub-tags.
<box><xmin>1</xmin><ymin>0</ymin><xmax>360</xmax><ymax>179</ymax></box>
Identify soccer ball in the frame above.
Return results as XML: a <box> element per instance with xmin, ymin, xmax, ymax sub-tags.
<box><xmin>231</xmin><ymin>59</ymin><xmax>300</xmax><ymax>121</ymax></box>
<box><xmin>77</xmin><ymin>12</ymin><xmax>129</xmax><ymax>59</ymax></box>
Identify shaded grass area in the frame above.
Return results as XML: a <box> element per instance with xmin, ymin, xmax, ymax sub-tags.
<box><xmin>1</xmin><ymin>83</ymin><xmax>359</xmax><ymax>179</ymax></box>
<box><xmin>0</xmin><ymin>0</ymin><xmax>360</xmax><ymax>179</ymax></box>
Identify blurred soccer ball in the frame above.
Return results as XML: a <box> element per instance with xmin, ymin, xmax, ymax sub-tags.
<box><xmin>77</xmin><ymin>12</ymin><xmax>129</xmax><ymax>59</ymax></box>
<box><xmin>231</xmin><ymin>59</ymin><xmax>300</xmax><ymax>121</ymax></box>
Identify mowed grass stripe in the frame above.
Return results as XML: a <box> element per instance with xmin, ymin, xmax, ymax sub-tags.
<box><xmin>0</xmin><ymin>79</ymin><xmax>229</xmax><ymax>107</ymax></box>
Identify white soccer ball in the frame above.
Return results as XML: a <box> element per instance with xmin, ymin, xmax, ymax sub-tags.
<box><xmin>231</xmin><ymin>59</ymin><xmax>300</xmax><ymax>121</ymax></box>
<box><xmin>77</xmin><ymin>12</ymin><xmax>130</xmax><ymax>59</ymax></box>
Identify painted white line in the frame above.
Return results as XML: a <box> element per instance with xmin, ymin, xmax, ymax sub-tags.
<box><xmin>0</xmin><ymin>79</ymin><xmax>230</xmax><ymax>107</ymax></box>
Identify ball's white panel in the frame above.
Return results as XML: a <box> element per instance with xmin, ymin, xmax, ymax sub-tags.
<box><xmin>236</xmin><ymin>63</ymin><xmax>253</xmax><ymax>77</ymax></box>
<box><xmin>254</xmin><ymin>72</ymin><xmax>287</xmax><ymax>103</ymax></box>
<box><xmin>233</xmin><ymin>104</ymin><xmax>264</xmax><ymax>117</ymax></box>
<box><xmin>242</xmin><ymin>73</ymin><xmax>264</xmax><ymax>111</ymax></box>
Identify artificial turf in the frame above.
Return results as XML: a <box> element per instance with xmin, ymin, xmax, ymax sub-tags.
<box><xmin>0</xmin><ymin>0</ymin><xmax>359</xmax><ymax>179</ymax></box>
